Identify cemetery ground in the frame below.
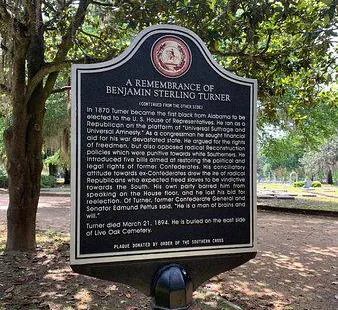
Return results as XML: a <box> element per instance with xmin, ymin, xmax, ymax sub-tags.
<box><xmin>0</xmin><ymin>185</ymin><xmax>337</xmax><ymax>310</ymax></box>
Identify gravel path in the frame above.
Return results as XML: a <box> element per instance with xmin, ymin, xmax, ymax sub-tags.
<box><xmin>0</xmin><ymin>194</ymin><xmax>337</xmax><ymax>309</ymax></box>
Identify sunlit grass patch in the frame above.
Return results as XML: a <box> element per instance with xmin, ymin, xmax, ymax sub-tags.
<box><xmin>0</xmin><ymin>223</ymin><xmax>6</xmax><ymax>253</ymax></box>
<box><xmin>36</xmin><ymin>229</ymin><xmax>70</xmax><ymax>256</ymax></box>
<box><xmin>257</xmin><ymin>183</ymin><xmax>338</xmax><ymax>212</ymax></box>
<box><xmin>36</xmin><ymin>229</ymin><xmax>69</xmax><ymax>244</ymax></box>
<box><xmin>0</xmin><ymin>226</ymin><xmax>70</xmax><ymax>254</ymax></box>
<box><xmin>257</xmin><ymin>183</ymin><xmax>338</xmax><ymax>194</ymax></box>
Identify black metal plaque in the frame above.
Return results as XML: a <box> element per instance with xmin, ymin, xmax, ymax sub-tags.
<box><xmin>71</xmin><ymin>25</ymin><xmax>257</xmax><ymax>294</ymax></box>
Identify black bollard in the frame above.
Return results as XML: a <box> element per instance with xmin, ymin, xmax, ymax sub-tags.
<box><xmin>152</xmin><ymin>264</ymin><xmax>193</xmax><ymax>310</ymax></box>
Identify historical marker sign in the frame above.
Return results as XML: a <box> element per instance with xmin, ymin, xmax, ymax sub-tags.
<box><xmin>71</xmin><ymin>25</ymin><xmax>257</xmax><ymax>293</ymax></box>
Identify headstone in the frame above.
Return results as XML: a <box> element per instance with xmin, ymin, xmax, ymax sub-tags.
<box><xmin>303</xmin><ymin>178</ymin><xmax>312</xmax><ymax>188</ymax></box>
<box><xmin>289</xmin><ymin>171</ymin><xmax>298</xmax><ymax>184</ymax></box>
<box><xmin>70</xmin><ymin>25</ymin><xmax>257</xmax><ymax>299</ymax></box>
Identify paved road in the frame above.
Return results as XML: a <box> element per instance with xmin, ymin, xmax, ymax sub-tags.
<box><xmin>0</xmin><ymin>194</ymin><xmax>337</xmax><ymax>309</ymax></box>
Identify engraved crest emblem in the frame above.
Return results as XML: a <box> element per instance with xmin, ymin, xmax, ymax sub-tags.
<box><xmin>151</xmin><ymin>36</ymin><xmax>191</xmax><ymax>78</ymax></box>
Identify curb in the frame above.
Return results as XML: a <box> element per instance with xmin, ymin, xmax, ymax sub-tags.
<box><xmin>0</xmin><ymin>189</ymin><xmax>71</xmax><ymax>198</ymax></box>
<box><xmin>40</xmin><ymin>191</ymin><xmax>70</xmax><ymax>197</ymax></box>
<box><xmin>258</xmin><ymin>204</ymin><xmax>338</xmax><ymax>217</ymax></box>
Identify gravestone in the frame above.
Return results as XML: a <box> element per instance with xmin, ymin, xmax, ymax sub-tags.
<box><xmin>303</xmin><ymin>178</ymin><xmax>312</xmax><ymax>188</ymax></box>
<box><xmin>289</xmin><ymin>171</ymin><xmax>298</xmax><ymax>184</ymax></box>
<box><xmin>70</xmin><ymin>24</ymin><xmax>257</xmax><ymax>307</ymax></box>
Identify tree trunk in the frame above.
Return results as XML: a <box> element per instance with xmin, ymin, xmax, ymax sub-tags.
<box><xmin>4</xmin><ymin>68</ymin><xmax>45</xmax><ymax>251</ymax></box>
<box><xmin>6</xmin><ymin>175</ymin><xmax>40</xmax><ymax>251</ymax></box>
<box><xmin>61</xmin><ymin>125</ymin><xmax>71</xmax><ymax>184</ymax></box>
<box><xmin>327</xmin><ymin>169</ymin><xmax>333</xmax><ymax>185</ymax></box>
<box><xmin>49</xmin><ymin>164</ymin><xmax>58</xmax><ymax>177</ymax></box>
<box><xmin>5</xmin><ymin>93</ymin><xmax>45</xmax><ymax>251</ymax></box>
<box><xmin>4</xmin><ymin>0</ymin><xmax>90</xmax><ymax>252</ymax></box>
<box><xmin>5</xmin><ymin>119</ymin><xmax>43</xmax><ymax>251</ymax></box>
<box><xmin>5</xmin><ymin>1</ymin><xmax>45</xmax><ymax>251</ymax></box>
<box><xmin>64</xmin><ymin>168</ymin><xmax>71</xmax><ymax>185</ymax></box>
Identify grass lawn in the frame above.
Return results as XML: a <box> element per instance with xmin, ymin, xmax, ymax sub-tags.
<box><xmin>257</xmin><ymin>182</ymin><xmax>338</xmax><ymax>212</ymax></box>
<box><xmin>258</xmin><ymin>182</ymin><xmax>338</xmax><ymax>194</ymax></box>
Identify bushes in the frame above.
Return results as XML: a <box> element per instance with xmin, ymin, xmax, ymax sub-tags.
<box><xmin>293</xmin><ymin>180</ymin><xmax>322</xmax><ymax>187</ymax></box>
<box><xmin>293</xmin><ymin>181</ymin><xmax>305</xmax><ymax>187</ymax></box>
<box><xmin>40</xmin><ymin>175</ymin><xmax>56</xmax><ymax>188</ymax></box>
<box><xmin>311</xmin><ymin>181</ymin><xmax>322</xmax><ymax>187</ymax></box>
<box><xmin>0</xmin><ymin>171</ymin><xmax>56</xmax><ymax>188</ymax></box>
<box><xmin>0</xmin><ymin>170</ymin><xmax>8</xmax><ymax>188</ymax></box>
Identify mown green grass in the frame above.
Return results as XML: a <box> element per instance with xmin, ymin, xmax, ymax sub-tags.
<box><xmin>257</xmin><ymin>183</ymin><xmax>338</xmax><ymax>212</ymax></box>
<box><xmin>258</xmin><ymin>182</ymin><xmax>338</xmax><ymax>194</ymax></box>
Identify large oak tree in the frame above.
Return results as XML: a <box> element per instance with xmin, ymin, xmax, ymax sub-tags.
<box><xmin>0</xmin><ymin>0</ymin><xmax>336</xmax><ymax>251</ymax></box>
<box><xmin>0</xmin><ymin>0</ymin><xmax>92</xmax><ymax>250</ymax></box>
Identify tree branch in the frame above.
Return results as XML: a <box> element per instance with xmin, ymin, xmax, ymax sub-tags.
<box><xmin>42</xmin><ymin>0</ymin><xmax>73</xmax><ymax>31</ymax></box>
<box><xmin>0</xmin><ymin>0</ymin><xmax>28</xmax><ymax>40</ymax></box>
<box><xmin>52</xmin><ymin>86</ymin><xmax>71</xmax><ymax>94</ymax></box>
<box><xmin>0</xmin><ymin>0</ymin><xmax>14</xmax><ymax>35</ymax></box>
<box><xmin>211</xmin><ymin>43</ymin><xmax>282</xmax><ymax>60</ymax></box>
<box><xmin>211</xmin><ymin>49</ymin><xmax>252</xmax><ymax>58</ymax></box>
<box><xmin>25</xmin><ymin>61</ymin><xmax>71</xmax><ymax>104</ymax></box>
<box><xmin>25</xmin><ymin>0</ymin><xmax>91</xmax><ymax>104</ymax></box>
<box><xmin>52</xmin><ymin>0</ymin><xmax>92</xmax><ymax>63</ymax></box>
<box><xmin>42</xmin><ymin>0</ymin><xmax>91</xmax><ymax>97</ymax></box>
<box><xmin>92</xmin><ymin>0</ymin><xmax>117</xmax><ymax>7</ymax></box>
<box><xmin>259</xmin><ymin>31</ymin><xmax>273</xmax><ymax>55</ymax></box>
<box><xmin>80</xmin><ymin>28</ymin><xmax>112</xmax><ymax>48</ymax></box>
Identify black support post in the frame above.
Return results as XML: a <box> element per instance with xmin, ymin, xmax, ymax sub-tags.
<box><xmin>152</xmin><ymin>264</ymin><xmax>193</xmax><ymax>310</ymax></box>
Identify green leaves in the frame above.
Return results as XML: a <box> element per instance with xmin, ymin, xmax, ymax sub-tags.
<box><xmin>259</xmin><ymin>132</ymin><xmax>305</xmax><ymax>172</ymax></box>
<box><xmin>300</xmin><ymin>137</ymin><xmax>338</xmax><ymax>181</ymax></box>
<box><xmin>2</xmin><ymin>0</ymin><xmax>337</xmax><ymax>158</ymax></box>
<box><xmin>43</xmin><ymin>92</ymin><xmax>69</xmax><ymax>140</ymax></box>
